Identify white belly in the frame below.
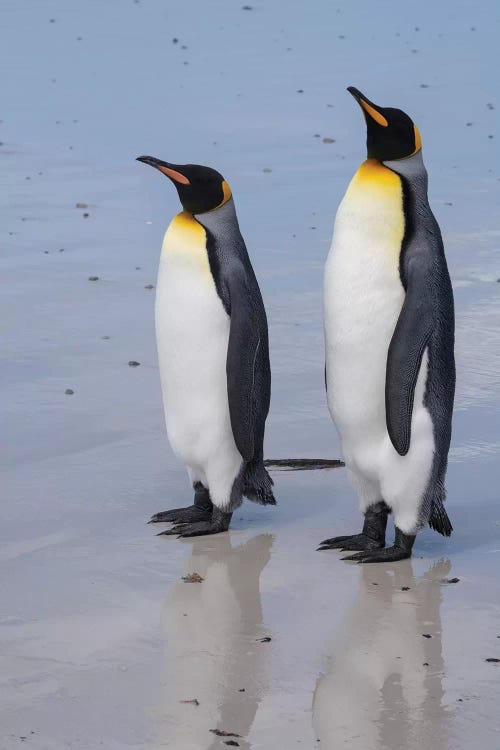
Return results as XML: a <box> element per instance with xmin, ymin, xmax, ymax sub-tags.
<box><xmin>324</xmin><ymin>162</ymin><xmax>406</xmax><ymax>475</ymax></box>
<box><xmin>155</xmin><ymin>213</ymin><xmax>242</xmax><ymax>485</ymax></box>
<box><xmin>324</xmin><ymin>162</ymin><xmax>435</xmax><ymax>531</ymax></box>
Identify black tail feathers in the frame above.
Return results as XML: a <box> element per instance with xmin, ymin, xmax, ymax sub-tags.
<box><xmin>243</xmin><ymin>461</ymin><xmax>276</xmax><ymax>505</ymax></box>
<box><xmin>263</xmin><ymin>458</ymin><xmax>344</xmax><ymax>471</ymax></box>
<box><xmin>429</xmin><ymin>501</ymin><xmax>453</xmax><ymax>537</ymax></box>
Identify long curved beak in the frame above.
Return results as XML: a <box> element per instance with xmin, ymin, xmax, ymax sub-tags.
<box><xmin>347</xmin><ymin>87</ymin><xmax>388</xmax><ymax>127</ymax></box>
<box><xmin>136</xmin><ymin>156</ymin><xmax>190</xmax><ymax>184</ymax></box>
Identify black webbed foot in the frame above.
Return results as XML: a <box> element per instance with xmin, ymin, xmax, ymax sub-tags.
<box><xmin>318</xmin><ymin>533</ymin><xmax>384</xmax><ymax>552</ymax></box>
<box><xmin>157</xmin><ymin>507</ymin><xmax>232</xmax><ymax>538</ymax></box>
<box><xmin>342</xmin><ymin>528</ymin><xmax>415</xmax><ymax>564</ymax></box>
<box><xmin>148</xmin><ymin>482</ymin><xmax>212</xmax><ymax>525</ymax></box>
<box><xmin>148</xmin><ymin>505</ymin><xmax>211</xmax><ymax>525</ymax></box>
<box><xmin>317</xmin><ymin>500</ymin><xmax>389</xmax><ymax>552</ymax></box>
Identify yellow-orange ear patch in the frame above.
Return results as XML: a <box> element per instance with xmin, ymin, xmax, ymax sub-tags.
<box><xmin>360</xmin><ymin>99</ymin><xmax>389</xmax><ymax>127</ymax></box>
<box><xmin>157</xmin><ymin>165</ymin><xmax>190</xmax><ymax>184</ymax></box>
<box><xmin>413</xmin><ymin>124</ymin><xmax>422</xmax><ymax>152</ymax></box>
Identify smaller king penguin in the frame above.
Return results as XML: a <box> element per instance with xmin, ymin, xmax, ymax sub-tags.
<box><xmin>320</xmin><ymin>88</ymin><xmax>455</xmax><ymax>562</ymax></box>
<box><xmin>137</xmin><ymin>157</ymin><xmax>275</xmax><ymax>537</ymax></box>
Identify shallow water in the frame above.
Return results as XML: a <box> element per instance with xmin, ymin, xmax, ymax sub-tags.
<box><xmin>1</xmin><ymin>0</ymin><xmax>499</xmax><ymax>748</ymax></box>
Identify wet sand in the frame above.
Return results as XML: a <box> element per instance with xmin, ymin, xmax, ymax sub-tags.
<box><xmin>1</xmin><ymin>0</ymin><xmax>499</xmax><ymax>748</ymax></box>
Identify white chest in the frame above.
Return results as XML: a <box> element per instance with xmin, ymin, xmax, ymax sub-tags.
<box><xmin>155</xmin><ymin>212</ymin><xmax>234</xmax><ymax>467</ymax></box>
<box><xmin>324</xmin><ymin>161</ymin><xmax>405</xmax><ymax>437</ymax></box>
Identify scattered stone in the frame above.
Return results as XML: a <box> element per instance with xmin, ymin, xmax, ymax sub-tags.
<box><xmin>242</xmin><ymin>4</ymin><xmax>253</xmax><ymax>9</ymax></box>
<box><xmin>180</xmin><ymin>698</ymin><xmax>200</xmax><ymax>705</ymax></box>
<box><xmin>423</xmin><ymin>662</ymin><xmax>429</xmax><ymax>666</ymax></box>
<box><xmin>485</xmin><ymin>658</ymin><xmax>500</xmax><ymax>663</ymax></box>
<box><xmin>145</xmin><ymin>284</ymin><xmax>155</xmax><ymax>289</ymax></box>
<box><xmin>182</xmin><ymin>572</ymin><xmax>204</xmax><ymax>583</ymax></box>
<box><xmin>172</xmin><ymin>37</ymin><xmax>179</xmax><ymax>44</ymax></box>
<box><xmin>102</xmin><ymin>335</ymin><xmax>110</xmax><ymax>340</ymax></box>
<box><xmin>422</xmin><ymin>633</ymin><xmax>432</xmax><ymax>639</ymax></box>
<box><xmin>322</xmin><ymin>137</ymin><xmax>335</xmax><ymax>144</ymax></box>
<box><xmin>44</xmin><ymin>250</ymin><xmax>49</xmax><ymax>254</ymax></box>
<box><xmin>262</xmin><ymin>167</ymin><xmax>272</xmax><ymax>173</ymax></box>
<box><xmin>420</xmin><ymin>84</ymin><xmax>429</xmax><ymax>88</ymax></box>
<box><xmin>488</xmin><ymin>134</ymin><xmax>494</xmax><ymax>139</ymax></box>
<box><xmin>75</xmin><ymin>202</ymin><xmax>88</xmax><ymax>208</ymax></box>
<box><xmin>210</xmin><ymin>729</ymin><xmax>241</xmax><ymax>738</ymax></box>
<box><xmin>297</xmin><ymin>89</ymin><xmax>304</xmax><ymax>93</ymax></box>
<box><xmin>135</xmin><ymin>266</ymin><xmax>141</xmax><ymax>270</ymax></box>
<box><xmin>487</xmin><ymin>102</ymin><xmax>494</xmax><ymax>110</ymax></box>
<box><xmin>238</xmin><ymin>688</ymin><xmax>245</xmax><ymax>692</ymax></box>
<box><xmin>88</xmin><ymin>276</ymin><xmax>99</xmax><ymax>281</ymax></box>
<box><xmin>257</xmin><ymin>636</ymin><xmax>272</xmax><ymax>643</ymax></box>
<box><xmin>401</xmin><ymin>586</ymin><xmax>410</xmax><ymax>591</ymax></box>
<box><xmin>224</xmin><ymin>742</ymin><xmax>240</xmax><ymax>747</ymax></box>
<box><xmin>445</xmin><ymin>202</ymin><xmax>453</xmax><ymax>206</ymax></box>
<box><xmin>65</xmin><ymin>389</ymin><xmax>74</xmax><ymax>395</ymax></box>
<box><xmin>128</xmin><ymin>360</ymin><xmax>141</xmax><ymax>367</ymax></box>
<box><xmin>441</xmin><ymin>577</ymin><xmax>460</xmax><ymax>584</ymax></box>
<box><xmin>59</xmin><ymin>248</ymin><xmax>64</xmax><ymax>252</ymax></box>
<box><xmin>83</xmin><ymin>212</ymin><xmax>90</xmax><ymax>218</ymax></box>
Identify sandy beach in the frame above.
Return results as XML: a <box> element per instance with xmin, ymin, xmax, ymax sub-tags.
<box><xmin>1</xmin><ymin>0</ymin><xmax>499</xmax><ymax>747</ymax></box>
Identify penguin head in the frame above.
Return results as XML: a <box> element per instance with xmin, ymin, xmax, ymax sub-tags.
<box><xmin>347</xmin><ymin>87</ymin><xmax>422</xmax><ymax>162</ymax></box>
<box><xmin>136</xmin><ymin>157</ymin><xmax>232</xmax><ymax>214</ymax></box>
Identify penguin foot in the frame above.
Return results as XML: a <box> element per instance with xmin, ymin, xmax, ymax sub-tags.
<box><xmin>342</xmin><ymin>528</ymin><xmax>416</xmax><ymax>563</ymax></box>
<box><xmin>317</xmin><ymin>500</ymin><xmax>389</xmax><ymax>552</ymax></box>
<box><xmin>317</xmin><ymin>533</ymin><xmax>384</xmax><ymax>552</ymax></box>
<box><xmin>148</xmin><ymin>505</ymin><xmax>211</xmax><ymax>525</ymax></box>
<box><xmin>148</xmin><ymin>482</ymin><xmax>212</xmax><ymax>525</ymax></box>
<box><xmin>157</xmin><ymin>507</ymin><xmax>232</xmax><ymax>538</ymax></box>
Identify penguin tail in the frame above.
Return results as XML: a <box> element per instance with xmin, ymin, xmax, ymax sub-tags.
<box><xmin>243</xmin><ymin>461</ymin><xmax>276</xmax><ymax>506</ymax></box>
<box><xmin>264</xmin><ymin>458</ymin><xmax>344</xmax><ymax>471</ymax></box>
<box><xmin>429</xmin><ymin>501</ymin><xmax>453</xmax><ymax>537</ymax></box>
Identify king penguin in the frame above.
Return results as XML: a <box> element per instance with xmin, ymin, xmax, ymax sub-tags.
<box><xmin>320</xmin><ymin>88</ymin><xmax>455</xmax><ymax>562</ymax></box>
<box><xmin>136</xmin><ymin>157</ymin><xmax>275</xmax><ymax>537</ymax></box>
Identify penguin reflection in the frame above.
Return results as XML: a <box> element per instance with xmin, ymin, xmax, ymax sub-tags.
<box><xmin>160</xmin><ymin>534</ymin><xmax>273</xmax><ymax>749</ymax></box>
<box><xmin>313</xmin><ymin>560</ymin><xmax>451</xmax><ymax>750</ymax></box>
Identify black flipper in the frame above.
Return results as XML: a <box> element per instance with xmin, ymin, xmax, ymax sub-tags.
<box><xmin>225</xmin><ymin>263</ymin><xmax>263</xmax><ymax>462</ymax></box>
<box><xmin>385</xmin><ymin>257</ymin><xmax>434</xmax><ymax>456</ymax></box>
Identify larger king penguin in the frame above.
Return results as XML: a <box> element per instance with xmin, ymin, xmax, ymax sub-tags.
<box><xmin>137</xmin><ymin>157</ymin><xmax>275</xmax><ymax>537</ymax></box>
<box><xmin>321</xmin><ymin>88</ymin><xmax>455</xmax><ymax>562</ymax></box>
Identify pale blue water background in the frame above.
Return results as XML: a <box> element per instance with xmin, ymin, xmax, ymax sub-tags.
<box><xmin>1</xmin><ymin>1</ymin><xmax>499</xmax><ymax>748</ymax></box>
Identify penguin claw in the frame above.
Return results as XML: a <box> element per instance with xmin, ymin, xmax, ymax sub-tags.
<box><xmin>342</xmin><ymin>546</ymin><xmax>412</xmax><ymax>564</ymax></box>
<box><xmin>148</xmin><ymin>506</ymin><xmax>211</xmax><ymax>525</ymax></box>
<box><xmin>318</xmin><ymin>533</ymin><xmax>384</xmax><ymax>552</ymax></box>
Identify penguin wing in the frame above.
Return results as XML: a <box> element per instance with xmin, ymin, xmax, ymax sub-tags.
<box><xmin>386</xmin><ymin>258</ymin><xmax>434</xmax><ymax>456</ymax></box>
<box><xmin>225</xmin><ymin>262</ymin><xmax>269</xmax><ymax>462</ymax></box>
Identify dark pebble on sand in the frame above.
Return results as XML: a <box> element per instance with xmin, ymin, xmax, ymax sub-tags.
<box><xmin>422</xmin><ymin>634</ymin><xmax>432</xmax><ymax>639</ymax></box>
<box><xmin>88</xmin><ymin>276</ymin><xmax>99</xmax><ymax>281</ymax></box>
<box><xmin>65</xmin><ymin>389</ymin><xmax>74</xmax><ymax>395</ymax></box>
<box><xmin>297</xmin><ymin>89</ymin><xmax>304</xmax><ymax>93</ymax></box>
<box><xmin>224</xmin><ymin>742</ymin><xmax>239</xmax><ymax>747</ymax></box>
<box><xmin>128</xmin><ymin>361</ymin><xmax>141</xmax><ymax>367</ymax></box>
<box><xmin>145</xmin><ymin>284</ymin><xmax>154</xmax><ymax>289</ymax></box>
<box><xmin>242</xmin><ymin>5</ymin><xmax>253</xmax><ymax>9</ymax></box>
<box><xmin>172</xmin><ymin>37</ymin><xmax>179</xmax><ymax>43</ymax></box>
<box><xmin>322</xmin><ymin>137</ymin><xmax>335</xmax><ymax>144</ymax></box>
<box><xmin>441</xmin><ymin>577</ymin><xmax>460</xmax><ymax>584</ymax></box>
<box><xmin>485</xmin><ymin>658</ymin><xmax>500</xmax><ymax>663</ymax></box>
<box><xmin>257</xmin><ymin>636</ymin><xmax>272</xmax><ymax>643</ymax></box>
<box><xmin>83</xmin><ymin>212</ymin><xmax>89</xmax><ymax>218</ymax></box>
<box><xmin>238</xmin><ymin>688</ymin><xmax>245</xmax><ymax>692</ymax></box>
<box><xmin>401</xmin><ymin>586</ymin><xmax>410</xmax><ymax>591</ymax></box>
<box><xmin>75</xmin><ymin>203</ymin><xmax>88</xmax><ymax>208</ymax></box>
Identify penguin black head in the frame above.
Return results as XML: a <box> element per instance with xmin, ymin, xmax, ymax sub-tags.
<box><xmin>136</xmin><ymin>157</ymin><xmax>232</xmax><ymax>214</ymax></box>
<box><xmin>347</xmin><ymin>87</ymin><xmax>422</xmax><ymax>162</ymax></box>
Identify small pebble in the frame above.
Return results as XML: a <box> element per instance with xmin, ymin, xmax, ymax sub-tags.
<box><xmin>322</xmin><ymin>137</ymin><xmax>335</xmax><ymax>144</ymax></box>
<box><xmin>65</xmin><ymin>389</ymin><xmax>74</xmax><ymax>395</ymax></box>
<box><xmin>401</xmin><ymin>586</ymin><xmax>410</xmax><ymax>591</ymax></box>
<box><xmin>75</xmin><ymin>202</ymin><xmax>88</xmax><ymax>208</ymax></box>
<box><xmin>88</xmin><ymin>276</ymin><xmax>99</xmax><ymax>281</ymax></box>
<box><xmin>262</xmin><ymin>167</ymin><xmax>272</xmax><ymax>173</ymax></box>
<box><xmin>128</xmin><ymin>360</ymin><xmax>141</xmax><ymax>367</ymax></box>
<box><xmin>485</xmin><ymin>658</ymin><xmax>500</xmax><ymax>663</ymax></box>
<box><xmin>145</xmin><ymin>284</ymin><xmax>154</xmax><ymax>289</ymax></box>
<box><xmin>441</xmin><ymin>577</ymin><xmax>460</xmax><ymax>584</ymax></box>
<box><xmin>83</xmin><ymin>212</ymin><xmax>89</xmax><ymax>218</ymax></box>
<box><xmin>422</xmin><ymin>634</ymin><xmax>432</xmax><ymax>639</ymax></box>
